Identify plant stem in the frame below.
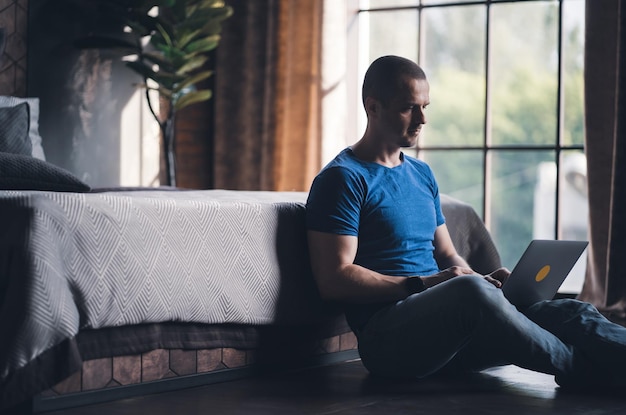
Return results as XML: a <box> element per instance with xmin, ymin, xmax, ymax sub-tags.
<box><xmin>163</xmin><ymin>111</ymin><xmax>177</xmax><ymax>188</ymax></box>
<box><xmin>145</xmin><ymin>80</ymin><xmax>177</xmax><ymax>187</ymax></box>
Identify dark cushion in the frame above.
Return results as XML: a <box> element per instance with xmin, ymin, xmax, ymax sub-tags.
<box><xmin>0</xmin><ymin>102</ymin><xmax>31</xmax><ymax>155</ymax></box>
<box><xmin>0</xmin><ymin>152</ymin><xmax>91</xmax><ymax>192</ymax></box>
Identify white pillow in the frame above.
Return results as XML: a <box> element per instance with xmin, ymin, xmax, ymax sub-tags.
<box><xmin>0</xmin><ymin>96</ymin><xmax>46</xmax><ymax>160</ymax></box>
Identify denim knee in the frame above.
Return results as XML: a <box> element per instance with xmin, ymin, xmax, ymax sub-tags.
<box><xmin>446</xmin><ymin>275</ymin><xmax>507</xmax><ymax>309</ymax></box>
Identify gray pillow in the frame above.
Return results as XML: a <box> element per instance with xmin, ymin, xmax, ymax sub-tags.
<box><xmin>0</xmin><ymin>96</ymin><xmax>46</xmax><ymax>160</ymax></box>
<box><xmin>0</xmin><ymin>103</ymin><xmax>31</xmax><ymax>155</ymax></box>
<box><xmin>0</xmin><ymin>152</ymin><xmax>91</xmax><ymax>192</ymax></box>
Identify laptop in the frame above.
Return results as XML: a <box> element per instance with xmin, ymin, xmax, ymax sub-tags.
<box><xmin>501</xmin><ymin>239</ymin><xmax>588</xmax><ymax>309</ymax></box>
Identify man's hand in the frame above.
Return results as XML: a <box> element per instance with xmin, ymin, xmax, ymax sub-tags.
<box><xmin>484</xmin><ymin>267</ymin><xmax>511</xmax><ymax>288</ymax></box>
<box><xmin>421</xmin><ymin>266</ymin><xmax>476</xmax><ymax>288</ymax></box>
<box><xmin>421</xmin><ymin>266</ymin><xmax>511</xmax><ymax>289</ymax></box>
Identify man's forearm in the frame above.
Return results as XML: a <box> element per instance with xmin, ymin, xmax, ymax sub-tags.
<box><xmin>316</xmin><ymin>263</ymin><xmax>412</xmax><ymax>304</ymax></box>
<box><xmin>437</xmin><ymin>253</ymin><xmax>471</xmax><ymax>271</ymax></box>
<box><xmin>420</xmin><ymin>253</ymin><xmax>477</xmax><ymax>289</ymax></box>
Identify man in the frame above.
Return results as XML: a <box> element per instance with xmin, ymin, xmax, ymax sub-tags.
<box><xmin>305</xmin><ymin>55</ymin><xmax>626</xmax><ymax>389</ymax></box>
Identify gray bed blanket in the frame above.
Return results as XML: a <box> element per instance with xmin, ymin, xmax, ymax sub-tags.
<box><xmin>0</xmin><ymin>190</ymin><xmax>328</xmax><ymax>405</ymax></box>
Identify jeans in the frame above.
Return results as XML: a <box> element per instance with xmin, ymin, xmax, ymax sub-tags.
<box><xmin>356</xmin><ymin>276</ymin><xmax>626</xmax><ymax>386</ymax></box>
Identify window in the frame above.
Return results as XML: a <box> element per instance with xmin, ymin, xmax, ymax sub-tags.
<box><xmin>349</xmin><ymin>0</ymin><xmax>587</xmax><ymax>292</ymax></box>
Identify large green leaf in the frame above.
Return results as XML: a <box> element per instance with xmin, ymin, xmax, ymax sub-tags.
<box><xmin>150</xmin><ymin>37</ymin><xmax>171</xmax><ymax>54</ymax></box>
<box><xmin>141</xmin><ymin>51</ymin><xmax>176</xmax><ymax>72</ymax></box>
<box><xmin>182</xmin><ymin>9</ymin><xmax>232</xmax><ymax>34</ymax></box>
<box><xmin>175</xmin><ymin>28</ymin><xmax>203</xmax><ymax>50</ymax></box>
<box><xmin>149</xmin><ymin>40</ymin><xmax>187</xmax><ymax>67</ymax></box>
<box><xmin>125</xmin><ymin>60</ymin><xmax>159</xmax><ymax>80</ymax></box>
<box><xmin>173</xmin><ymin>70</ymin><xmax>213</xmax><ymax>93</ymax></box>
<box><xmin>184</xmin><ymin>0</ymin><xmax>224</xmax><ymax>16</ymax></box>
<box><xmin>197</xmin><ymin>0</ymin><xmax>229</xmax><ymax>8</ymax></box>
<box><xmin>175</xmin><ymin>55</ymin><xmax>208</xmax><ymax>75</ymax></box>
<box><xmin>184</xmin><ymin>2</ymin><xmax>200</xmax><ymax>19</ymax></box>
<box><xmin>184</xmin><ymin>35</ymin><xmax>219</xmax><ymax>54</ymax></box>
<box><xmin>156</xmin><ymin>23</ymin><xmax>173</xmax><ymax>47</ymax></box>
<box><xmin>174</xmin><ymin>89</ymin><xmax>213</xmax><ymax>111</ymax></box>
<box><xmin>126</xmin><ymin>60</ymin><xmax>185</xmax><ymax>90</ymax></box>
<box><xmin>200</xmin><ymin>19</ymin><xmax>229</xmax><ymax>36</ymax></box>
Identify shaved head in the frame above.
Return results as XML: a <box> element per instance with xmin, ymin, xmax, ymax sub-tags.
<box><xmin>362</xmin><ymin>55</ymin><xmax>427</xmax><ymax>108</ymax></box>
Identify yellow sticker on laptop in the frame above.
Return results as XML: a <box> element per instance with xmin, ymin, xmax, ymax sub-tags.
<box><xmin>535</xmin><ymin>265</ymin><xmax>551</xmax><ymax>282</ymax></box>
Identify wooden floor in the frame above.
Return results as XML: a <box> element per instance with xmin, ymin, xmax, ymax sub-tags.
<box><xmin>39</xmin><ymin>359</ymin><xmax>626</xmax><ymax>415</ymax></box>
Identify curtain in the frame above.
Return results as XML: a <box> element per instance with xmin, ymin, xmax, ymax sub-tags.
<box><xmin>213</xmin><ymin>0</ymin><xmax>322</xmax><ymax>191</ymax></box>
<box><xmin>579</xmin><ymin>0</ymin><xmax>626</xmax><ymax>320</ymax></box>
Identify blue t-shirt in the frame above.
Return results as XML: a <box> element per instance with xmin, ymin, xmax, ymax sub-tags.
<box><xmin>306</xmin><ymin>148</ymin><xmax>445</xmax><ymax>330</ymax></box>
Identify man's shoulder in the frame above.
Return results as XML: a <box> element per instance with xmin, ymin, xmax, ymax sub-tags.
<box><xmin>402</xmin><ymin>152</ymin><xmax>435</xmax><ymax>176</ymax></box>
<box><xmin>318</xmin><ymin>149</ymin><xmax>367</xmax><ymax>178</ymax></box>
<box><xmin>314</xmin><ymin>163</ymin><xmax>365</xmax><ymax>191</ymax></box>
<box><xmin>402</xmin><ymin>152</ymin><xmax>428</xmax><ymax>167</ymax></box>
<box><xmin>309</xmin><ymin>149</ymin><xmax>369</xmax><ymax>200</ymax></box>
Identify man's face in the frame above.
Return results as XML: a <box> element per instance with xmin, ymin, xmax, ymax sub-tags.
<box><xmin>376</xmin><ymin>77</ymin><xmax>429</xmax><ymax>148</ymax></box>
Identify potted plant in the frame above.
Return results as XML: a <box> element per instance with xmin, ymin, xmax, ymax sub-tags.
<box><xmin>77</xmin><ymin>0</ymin><xmax>233</xmax><ymax>186</ymax></box>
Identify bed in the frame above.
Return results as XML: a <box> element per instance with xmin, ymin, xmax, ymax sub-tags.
<box><xmin>0</xmin><ymin>102</ymin><xmax>502</xmax><ymax>410</ymax></box>
<box><xmin>0</xmin><ymin>186</ymin><xmax>501</xmax><ymax>411</ymax></box>
<box><xmin>0</xmin><ymin>183</ymin><xmax>358</xmax><ymax>409</ymax></box>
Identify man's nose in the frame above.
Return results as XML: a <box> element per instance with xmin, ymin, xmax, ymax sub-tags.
<box><xmin>413</xmin><ymin>107</ymin><xmax>426</xmax><ymax>124</ymax></box>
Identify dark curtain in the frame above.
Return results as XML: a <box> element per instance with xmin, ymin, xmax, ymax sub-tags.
<box><xmin>213</xmin><ymin>0</ymin><xmax>322</xmax><ymax>191</ymax></box>
<box><xmin>579</xmin><ymin>0</ymin><xmax>626</xmax><ymax>319</ymax></box>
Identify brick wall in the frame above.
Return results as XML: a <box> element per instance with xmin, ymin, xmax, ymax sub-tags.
<box><xmin>41</xmin><ymin>333</ymin><xmax>358</xmax><ymax>398</ymax></box>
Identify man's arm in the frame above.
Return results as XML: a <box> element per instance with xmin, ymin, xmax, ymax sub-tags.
<box><xmin>307</xmin><ymin>230</ymin><xmax>410</xmax><ymax>303</ymax></box>
<box><xmin>307</xmin><ymin>228</ymin><xmax>482</xmax><ymax>302</ymax></box>
<box><xmin>433</xmin><ymin>223</ymin><xmax>472</xmax><ymax>269</ymax></box>
<box><xmin>432</xmin><ymin>223</ymin><xmax>507</xmax><ymax>288</ymax></box>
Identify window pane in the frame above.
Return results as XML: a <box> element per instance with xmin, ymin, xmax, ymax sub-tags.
<box><xmin>422</xmin><ymin>0</ymin><xmax>479</xmax><ymax>4</ymax></box>
<box><xmin>418</xmin><ymin>149</ymin><xmax>484</xmax><ymax>217</ymax></box>
<box><xmin>559</xmin><ymin>151</ymin><xmax>587</xmax><ymax>240</ymax></box>
<box><xmin>530</xmin><ymin>149</ymin><xmax>587</xmax><ymax>293</ymax></box>
<box><xmin>360</xmin><ymin>0</ymin><xmax>418</xmax><ymax>9</ymax></box>
<box><xmin>489</xmin><ymin>150</ymin><xmax>555</xmax><ymax>270</ymax></box>
<box><xmin>422</xmin><ymin>5</ymin><xmax>486</xmax><ymax>147</ymax></box>
<box><xmin>558</xmin><ymin>150</ymin><xmax>588</xmax><ymax>292</ymax></box>
<box><xmin>360</xmin><ymin>10</ymin><xmax>419</xmax><ymax>65</ymax></box>
<box><xmin>563</xmin><ymin>0</ymin><xmax>585</xmax><ymax>147</ymax></box>
<box><xmin>490</xmin><ymin>2</ymin><xmax>559</xmax><ymax>146</ymax></box>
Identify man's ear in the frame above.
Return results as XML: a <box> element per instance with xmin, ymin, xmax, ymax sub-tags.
<box><xmin>364</xmin><ymin>96</ymin><xmax>379</xmax><ymax>117</ymax></box>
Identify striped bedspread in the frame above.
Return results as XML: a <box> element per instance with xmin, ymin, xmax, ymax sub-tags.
<box><xmin>0</xmin><ymin>189</ymin><xmax>326</xmax><ymax>406</ymax></box>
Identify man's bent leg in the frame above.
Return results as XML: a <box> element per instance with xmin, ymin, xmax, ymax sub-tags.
<box><xmin>357</xmin><ymin>276</ymin><xmax>577</xmax><ymax>379</ymax></box>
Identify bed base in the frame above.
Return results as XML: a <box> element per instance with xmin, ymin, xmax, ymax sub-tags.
<box><xmin>27</xmin><ymin>332</ymin><xmax>358</xmax><ymax>413</ymax></box>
